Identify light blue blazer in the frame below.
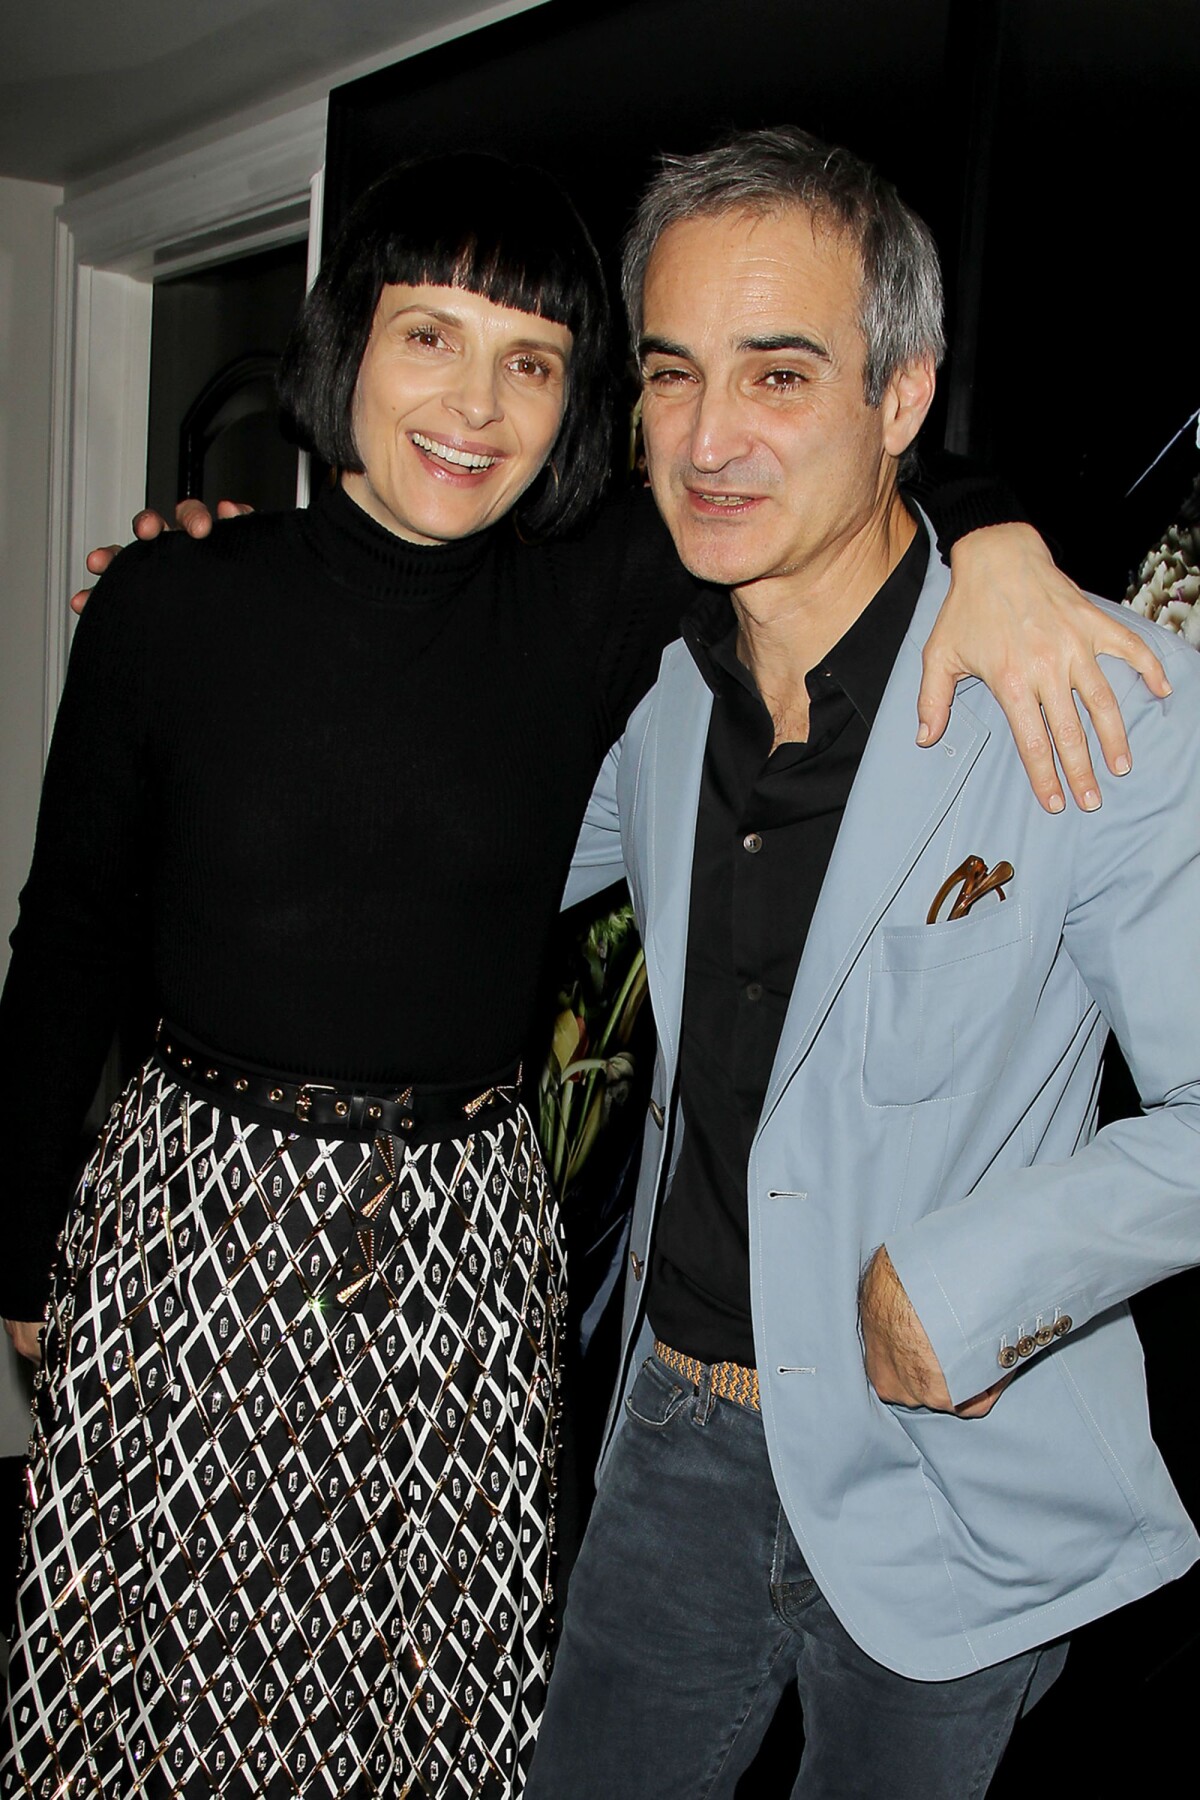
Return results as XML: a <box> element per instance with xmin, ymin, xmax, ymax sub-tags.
<box><xmin>565</xmin><ymin>529</ymin><xmax>1200</xmax><ymax>1680</ymax></box>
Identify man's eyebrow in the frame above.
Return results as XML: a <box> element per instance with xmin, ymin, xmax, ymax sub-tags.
<box><xmin>637</xmin><ymin>332</ymin><xmax>832</xmax><ymax>362</ymax></box>
<box><xmin>739</xmin><ymin>333</ymin><xmax>830</xmax><ymax>359</ymax></box>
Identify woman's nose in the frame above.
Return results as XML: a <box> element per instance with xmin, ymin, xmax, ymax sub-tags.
<box><xmin>444</xmin><ymin>360</ymin><xmax>503</xmax><ymax>430</ymax></box>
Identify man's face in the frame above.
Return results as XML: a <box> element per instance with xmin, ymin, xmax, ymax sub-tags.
<box><xmin>638</xmin><ymin>206</ymin><xmax>927</xmax><ymax>601</ymax></box>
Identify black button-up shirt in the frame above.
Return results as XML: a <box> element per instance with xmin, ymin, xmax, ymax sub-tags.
<box><xmin>647</xmin><ymin>529</ymin><xmax>929</xmax><ymax>1367</ymax></box>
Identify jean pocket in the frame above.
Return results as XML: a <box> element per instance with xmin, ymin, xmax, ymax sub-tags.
<box><xmin>624</xmin><ymin>1356</ymin><xmax>690</xmax><ymax>1429</ymax></box>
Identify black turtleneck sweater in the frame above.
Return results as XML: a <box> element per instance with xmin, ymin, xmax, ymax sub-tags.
<box><xmin>0</xmin><ymin>468</ymin><xmax>1024</xmax><ymax>1317</ymax></box>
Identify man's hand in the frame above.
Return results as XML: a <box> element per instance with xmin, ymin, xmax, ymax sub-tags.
<box><xmin>916</xmin><ymin>522</ymin><xmax>1171</xmax><ymax>815</ymax></box>
<box><xmin>4</xmin><ymin>1318</ymin><xmax>43</xmax><ymax>1364</ymax></box>
<box><xmin>859</xmin><ymin>1246</ymin><xmax>1009</xmax><ymax>1418</ymax></box>
<box><xmin>70</xmin><ymin>498</ymin><xmax>254</xmax><ymax>613</ymax></box>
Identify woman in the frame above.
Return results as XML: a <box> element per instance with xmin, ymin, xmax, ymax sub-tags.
<box><xmin>0</xmin><ymin>151</ymin><xmax>1152</xmax><ymax>1799</ymax></box>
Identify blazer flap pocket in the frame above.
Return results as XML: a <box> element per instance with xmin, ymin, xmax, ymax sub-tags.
<box><xmin>878</xmin><ymin>895</ymin><xmax>1028</xmax><ymax>973</ymax></box>
<box><xmin>865</xmin><ymin>899</ymin><xmax>1030</xmax><ymax>1105</ymax></box>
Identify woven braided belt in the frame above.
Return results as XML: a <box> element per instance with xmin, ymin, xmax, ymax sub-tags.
<box><xmin>654</xmin><ymin>1339</ymin><xmax>761</xmax><ymax>1411</ymax></box>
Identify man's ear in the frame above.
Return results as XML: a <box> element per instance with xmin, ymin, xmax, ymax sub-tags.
<box><xmin>881</xmin><ymin>356</ymin><xmax>937</xmax><ymax>458</ymax></box>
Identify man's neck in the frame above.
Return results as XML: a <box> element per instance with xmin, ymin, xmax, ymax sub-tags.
<box><xmin>732</xmin><ymin>496</ymin><xmax>916</xmax><ymax>748</ymax></box>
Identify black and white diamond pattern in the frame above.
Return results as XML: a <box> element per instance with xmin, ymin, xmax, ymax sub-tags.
<box><xmin>2</xmin><ymin>1061</ymin><xmax>563</xmax><ymax>1798</ymax></box>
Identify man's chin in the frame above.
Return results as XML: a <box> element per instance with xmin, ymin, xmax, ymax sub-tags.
<box><xmin>652</xmin><ymin>490</ymin><xmax>779</xmax><ymax>588</ymax></box>
<box><xmin>671</xmin><ymin>536</ymin><xmax>769</xmax><ymax>589</ymax></box>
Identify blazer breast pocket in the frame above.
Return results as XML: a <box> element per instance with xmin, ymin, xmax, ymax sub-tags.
<box><xmin>862</xmin><ymin>898</ymin><xmax>1031</xmax><ymax>1106</ymax></box>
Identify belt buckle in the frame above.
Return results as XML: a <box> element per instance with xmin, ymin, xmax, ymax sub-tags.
<box><xmin>295</xmin><ymin>1082</ymin><xmax>336</xmax><ymax>1124</ymax></box>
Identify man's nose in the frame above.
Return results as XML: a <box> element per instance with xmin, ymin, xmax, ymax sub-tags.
<box><xmin>687</xmin><ymin>385</ymin><xmax>752</xmax><ymax>472</ymax></box>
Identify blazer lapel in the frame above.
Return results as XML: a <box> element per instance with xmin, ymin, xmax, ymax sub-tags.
<box><xmin>759</xmin><ymin>555</ymin><xmax>991</xmax><ymax>1129</ymax></box>
<box><xmin>637</xmin><ymin>640</ymin><xmax>713</xmax><ymax>1075</ymax></box>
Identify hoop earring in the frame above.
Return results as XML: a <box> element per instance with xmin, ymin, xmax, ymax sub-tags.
<box><xmin>512</xmin><ymin>458</ymin><xmax>560</xmax><ymax>545</ymax></box>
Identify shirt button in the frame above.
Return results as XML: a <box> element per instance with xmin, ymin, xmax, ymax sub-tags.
<box><xmin>745</xmin><ymin>981</ymin><xmax>764</xmax><ymax>1002</ymax></box>
<box><xmin>742</xmin><ymin>832</ymin><xmax>763</xmax><ymax>854</ymax></box>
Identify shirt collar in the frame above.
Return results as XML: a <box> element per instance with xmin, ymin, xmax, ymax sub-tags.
<box><xmin>682</xmin><ymin>523</ymin><xmax>930</xmax><ymax>728</ymax></box>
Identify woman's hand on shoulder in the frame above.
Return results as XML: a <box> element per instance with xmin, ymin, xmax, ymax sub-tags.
<box><xmin>4</xmin><ymin>1318</ymin><xmax>42</xmax><ymax>1364</ymax></box>
<box><xmin>918</xmin><ymin>522</ymin><xmax>1170</xmax><ymax>814</ymax></box>
<box><xmin>70</xmin><ymin>498</ymin><xmax>255</xmax><ymax>614</ymax></box>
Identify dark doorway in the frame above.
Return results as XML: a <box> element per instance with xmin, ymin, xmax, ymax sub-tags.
<box><xmin>145</xmin><ymin>239</ymin><xmax>308</xmax><ymax>519</ymax></box>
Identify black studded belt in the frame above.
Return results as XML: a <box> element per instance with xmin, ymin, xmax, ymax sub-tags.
<box><xmin>154</xmin><ymin>1022</ymin><xmax>522</xmax><ymax>1142</ymax></box>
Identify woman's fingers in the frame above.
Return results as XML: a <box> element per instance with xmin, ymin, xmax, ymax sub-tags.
<box><xmin>921</xmin><ymin>521</ymin><xmax>1171</xmax><ymax>812</ymax></box>
<box><xmin>71</xmin><ymin>544</ymin><xmax>123</xmax><ymax>614</ymax></box>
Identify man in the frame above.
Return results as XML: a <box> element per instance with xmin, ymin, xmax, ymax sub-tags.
<box><xmin>528</xmin><ymin>126</ymin><xmax>1200</xmax><ymax>1796</ymax></box>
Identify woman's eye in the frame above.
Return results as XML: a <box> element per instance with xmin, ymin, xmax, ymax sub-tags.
<box><xmin>406</xmin><ymin>326</ymin><xmax>446</xmax><ymax>349</ymax></box>
<box><xmin>644</xmin><ymin>366</ymin><xmax>692</xmax><ymax>389</ymax></box>
<box><xmin>510</xmin><ymin>356</ymin><xmax>552</xmax><ymax>380</ymax></box>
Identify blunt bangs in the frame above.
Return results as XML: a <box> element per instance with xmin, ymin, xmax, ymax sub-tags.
<box><xmin>278</xmin><ymin>153</ymin><xmax>615</xmax><ymax>537</ymax></box>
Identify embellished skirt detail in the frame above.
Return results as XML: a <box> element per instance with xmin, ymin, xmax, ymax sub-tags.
<box><xmin>1</xmin><ymin>1057</ymin><xmax>564</xmax><ymax>1798</ymax></box>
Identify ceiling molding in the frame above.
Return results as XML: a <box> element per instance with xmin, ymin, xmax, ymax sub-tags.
<box><xmin>61</xmin><ymin>100</ymin><xmax>326</xmax><ymax>276</ymax></box>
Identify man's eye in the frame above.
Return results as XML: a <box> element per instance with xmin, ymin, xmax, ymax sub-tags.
<box><xmin>762</xmin><ymin>368</ymin><xmax>806</xmax><ymax>389</ymax></box>
<box><xmin>644</xmin><ymin>366</ymin><xmax>692</xmax><ymax>388</ymax></box>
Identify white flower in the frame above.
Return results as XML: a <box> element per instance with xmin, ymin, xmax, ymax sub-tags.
<box><xmin>1123</xmin><ymin>519</ymin><xmax>1200</xmax><ymax>649</ymax></box>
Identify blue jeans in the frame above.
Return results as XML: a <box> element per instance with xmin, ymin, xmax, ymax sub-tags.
<box><xmin>528</xmin><ymin>1354</ymin><xmax>1066</xmax><ymax>1799</ymax></box>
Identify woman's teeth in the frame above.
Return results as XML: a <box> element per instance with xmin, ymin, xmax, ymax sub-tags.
<box><xmin>411</xmin><ymin>433</ymin><xmax>500</xmax><ymax>470</ymax></box>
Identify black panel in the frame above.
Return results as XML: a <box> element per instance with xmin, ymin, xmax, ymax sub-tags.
<box><xmin>328</xmin><ymin>0</ymin><xmax>1200</xmax><ymax>599</ymax></box>
<box><xmin>974</xmin><ymin>0</ymin><xmax>1199</xmax><ymax>595</ymax></box>
<box><xmin>327</xmin><ymin>0</ymin><xmax>959</xmax><ymax>388</ymax></box>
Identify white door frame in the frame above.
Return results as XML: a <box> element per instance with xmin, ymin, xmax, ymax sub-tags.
<box><xmin>44</xmin><ymin>102</ymin><xmax>327</xmax><ymax>756</ymax></box>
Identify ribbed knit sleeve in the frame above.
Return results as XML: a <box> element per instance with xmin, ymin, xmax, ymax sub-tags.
<box><xmin>903</xmin><ymin>448</ymin><xmax>1030</xmax><ymax>559</ymax></box>
<box><xmin>0</xmin><ymin>548</ymin><xmax>153</xmax><ymax>1316</ymax></box>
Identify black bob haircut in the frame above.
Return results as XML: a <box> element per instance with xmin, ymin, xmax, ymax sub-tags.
<box><xmin>278</xmin><ymin>152</ymin><xmax>615</xmax><ymax>537</ymax></box>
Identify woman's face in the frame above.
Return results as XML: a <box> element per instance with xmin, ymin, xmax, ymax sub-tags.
<box><xmin>342</xmin><ymin>283</ymin><xmax>574</xmax><ymax>545</ymax></box>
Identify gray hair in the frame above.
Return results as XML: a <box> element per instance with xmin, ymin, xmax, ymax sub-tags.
<box><xmin>621</xmin><ymin>125</ymin><xmax>945</xmax><ymax>406</ymax></box>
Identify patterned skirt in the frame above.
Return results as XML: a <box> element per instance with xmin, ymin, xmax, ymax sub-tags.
<box><xmin>1</xmin><ymin>1055</ymin><xmax>564</xmax><ymax>1798</ymax></box>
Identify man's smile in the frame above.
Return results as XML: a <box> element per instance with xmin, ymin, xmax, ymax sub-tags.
<box><xmin>684</xmin><ymin>487</ymin><xmax>766</xmax><ymax>515</ymax></box>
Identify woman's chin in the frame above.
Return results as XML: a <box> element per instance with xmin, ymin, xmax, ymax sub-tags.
<box><xmin>341</xmin><ymin>468</ymin><xmax>507</xmax><ymax>546</ymax></box>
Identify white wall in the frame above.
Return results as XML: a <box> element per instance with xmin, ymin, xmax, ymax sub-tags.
<box><xmin>0</xmin><ymin>175</ymin><xmax>61</xmax><ymax>1445</ymax></box>
<box><xmin>0</xmin><ymin>178</ymin><xmax>58</xmax><ymax>972</ymax></box>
